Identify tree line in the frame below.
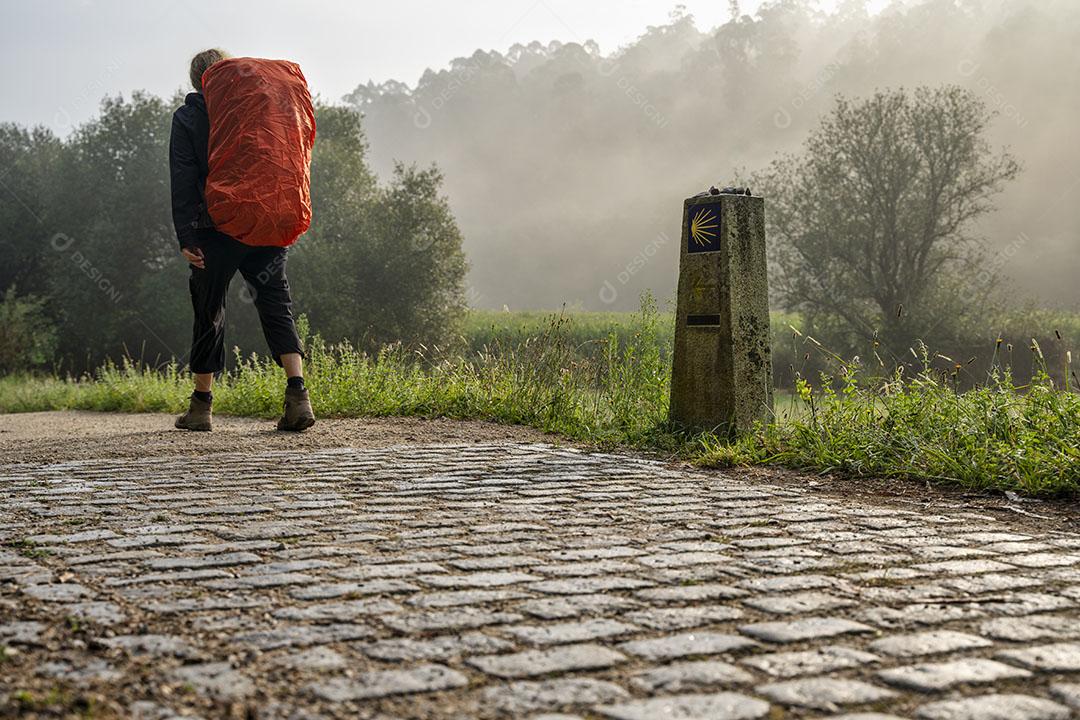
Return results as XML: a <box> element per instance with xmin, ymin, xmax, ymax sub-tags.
<box><xmin>349</xmin><ymin>0</ymin><xmax>1078</xmax><ymax>313</ymax></box>
<box><xmin>0</xmin><ymin>97</ymin><xmax>467</xmax><ymax>373</ymax></box>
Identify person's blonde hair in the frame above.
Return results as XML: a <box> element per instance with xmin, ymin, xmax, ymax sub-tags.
<box><xmin>189</xmin><ymin>49</ymin><xmax>230</xmax><ymax>92</ymax></box>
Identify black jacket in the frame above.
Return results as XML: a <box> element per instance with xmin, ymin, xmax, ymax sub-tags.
<box><xmin>169</xmin><ymin>92</ymin><xmax>213</xmax><ymax>249</ymax></box>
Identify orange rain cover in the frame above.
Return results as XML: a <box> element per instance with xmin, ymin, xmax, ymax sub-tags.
<box><xmin>202</xmin><ymin>58</ymin><xmax>316</xmax><ymax>247</ymax></box>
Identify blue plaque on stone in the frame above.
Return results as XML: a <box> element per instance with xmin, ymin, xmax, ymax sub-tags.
<box><xmin>687</xmin><ymin>203</ymin><xmax>722</xmax><ymax>253</ymax></box>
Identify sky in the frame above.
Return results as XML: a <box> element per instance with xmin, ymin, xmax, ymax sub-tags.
<box><xmin>0</xmin><ymin>0</ymin><xmax>889</xmax><ymax>134</ymax></box>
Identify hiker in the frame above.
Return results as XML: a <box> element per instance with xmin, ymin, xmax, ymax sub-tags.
<box><xmin>169</xmin><ymin>48</ymin><xmax>316</xmax><ymax>432</ymax></box>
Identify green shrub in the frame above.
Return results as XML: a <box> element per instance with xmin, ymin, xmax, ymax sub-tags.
<box><xmin>0</xmin><ymin>287</ymin><xmax>57</xmax><ymax>374</ymax></box>
<box><xmin>700</xmin><ymin>340</ymin><xmax>1080</xmax><ymax>496</ymax></box>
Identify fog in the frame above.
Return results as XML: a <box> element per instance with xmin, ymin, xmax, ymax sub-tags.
<box><xmin>346</xmin><ymin>0</ymin><xmax>1080</xmax><ymax>311</ymax></box>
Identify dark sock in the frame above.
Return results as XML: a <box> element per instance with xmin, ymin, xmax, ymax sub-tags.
<box><xmin>287</xmin><ymin>376</ymin><xmax>305</xmax><ymax>390</ymax></box>
<box><xmin>193</xmin><ymin>390</ymin><xmax>212</xmax><ymax>404</ymax></box>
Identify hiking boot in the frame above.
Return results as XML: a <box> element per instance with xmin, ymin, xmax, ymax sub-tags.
<box><xmin>277</xmin><ymin>387</ymin><xmax>315</xmax><ymax>431</ymax></box>
<box><xmin>175</xmin><ymin>394</ymin><xmax>212</xmax><ymax>431</ymax></box>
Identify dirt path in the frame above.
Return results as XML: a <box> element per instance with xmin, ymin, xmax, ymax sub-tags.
<box><xmin>0</xmin><ymin>411</ymin><xmax>554</xmax><ymax>464</ymax></box>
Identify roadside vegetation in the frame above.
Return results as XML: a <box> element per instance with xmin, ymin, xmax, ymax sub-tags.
<box><xmin>3</xmin><ymin>300</ymin><xmax>1078</xmax><ymax>497</ymax></box>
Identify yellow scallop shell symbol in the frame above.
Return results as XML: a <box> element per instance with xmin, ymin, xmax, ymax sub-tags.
<box><xmin>690</xmin><ymin>207</ymin><xmax>718</xmax><ymax>247</ymax></box>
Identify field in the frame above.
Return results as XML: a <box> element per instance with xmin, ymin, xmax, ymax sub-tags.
<box><xmin>2</xmin><ymin>303</ymin><xmax>1079</xmax><ymax>496</ymax></box>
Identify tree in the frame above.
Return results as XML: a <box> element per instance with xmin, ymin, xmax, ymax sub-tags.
<box><xmin>0</xmin><ymin>287</ymin><xmax>57</xmax><ymax>374</ymax></box>
<box><xmin>291</xmin><ymin>106</ymin><xmax>467</xmax><ymax>350</ymax></box>
<box><xmin>0</xmin><ymin>124</ymin><xmax>62</xmax><ymax>297</ymax></box>
<box><xmin>42</xmin><ymin>92</ymin><xmax>184</xmax><ymax>368</ymax></box>
<box><xmin>759</xmin><ymin>86</ymin><xmax>1020</xmax><ymax>355</ymax></box>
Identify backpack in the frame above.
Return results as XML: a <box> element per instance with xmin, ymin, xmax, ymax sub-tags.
<box><xmin>202</xmin><ymin>57</ymin><xmax>316</xmax><ymax>247</ymax></box>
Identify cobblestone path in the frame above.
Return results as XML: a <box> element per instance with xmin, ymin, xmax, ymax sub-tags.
<box><xmin>4</xmin><ymin>443</ymin><xmax>1080</xmax><ymax>719</ymax></box>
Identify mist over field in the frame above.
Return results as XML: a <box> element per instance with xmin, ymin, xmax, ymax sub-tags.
<box><xmin>348</xmin><ymin>0</ymin><xmax>1080</xmax><ymax>311</ymax></box>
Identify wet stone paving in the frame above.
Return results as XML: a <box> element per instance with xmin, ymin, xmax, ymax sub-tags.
<box><xmin>3</xmin><ymin>443</ymin><xmax>1080</xmax><ymax>718</ymax></box>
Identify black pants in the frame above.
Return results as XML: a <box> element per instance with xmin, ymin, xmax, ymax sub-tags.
<box><xmin>188</xmin><ymin>231</ymin><xmax>304</xmax><ymax>374</ymax></box>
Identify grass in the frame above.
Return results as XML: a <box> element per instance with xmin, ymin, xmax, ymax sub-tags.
<box><xmin>707</xmin><ymin>351</ymin><xmax>1080</xmax><ymax>495</ymax></box>
<box><xmin>462</xmin><ymin>307</ymin><xmax>676</xmax><ymax>359</ymax></box>
<box><xmin>0</xmin><ymin>305</ymin><xmax>675</xmax><ymax>447</ymax></box>
<box><xmin>2</xmin><ymin>298</ymin><xmax>1079</xmax><ymax>497</ymax></box>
